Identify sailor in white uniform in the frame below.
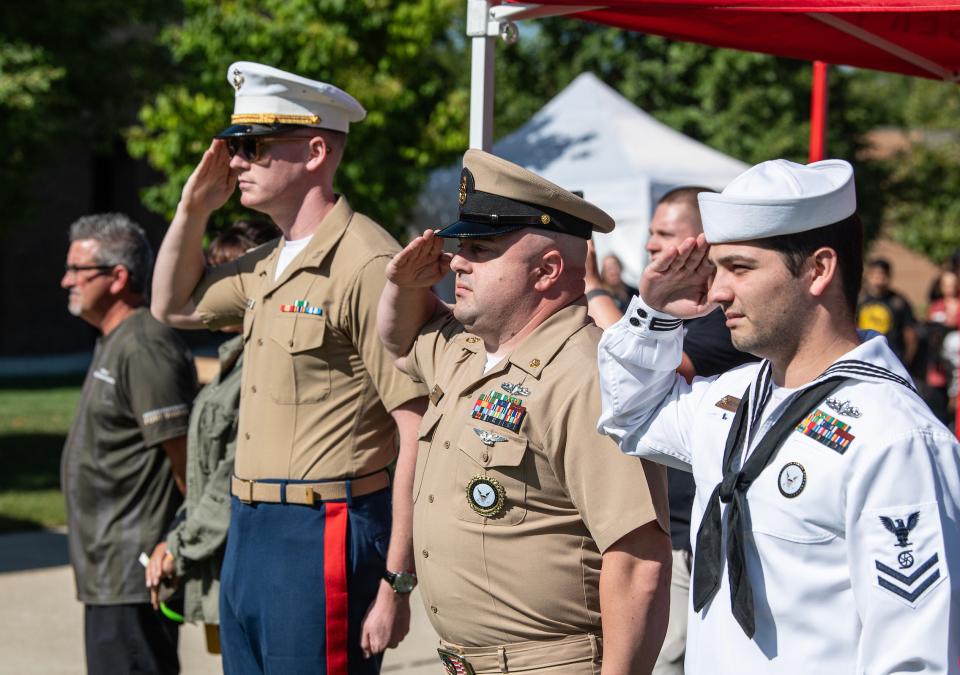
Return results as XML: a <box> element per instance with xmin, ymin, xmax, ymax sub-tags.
<box><xmin>597</xmin><ymin>158</ymin><xmax>960</xmax><ymax>674</ymax></box>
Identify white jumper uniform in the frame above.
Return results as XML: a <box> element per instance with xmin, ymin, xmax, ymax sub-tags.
<box><xmin>598</xmin><ymin>296</ymin><xmax>960</xmax><ymax>674</ymax></box>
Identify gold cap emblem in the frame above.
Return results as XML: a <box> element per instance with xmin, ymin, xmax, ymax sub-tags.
<box><xmin>231</xmin><ymin>68</ymin><xmax>245</xmax><ymax>91</ymax></box>
<box><xmin>540</xmin><ymin>214</ymin><xmax>550</xmax><ymax>225</ymax></box>
<box><xmin>458</xmin><ymin>175</ymin><xmax>467</xmax><ymax>206</ymax></box>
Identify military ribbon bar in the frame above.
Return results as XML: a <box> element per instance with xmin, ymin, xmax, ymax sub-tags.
<box><xmin>472</xmin><ymin>390</ymin><xmax>526</xmax><ymax>433</ymax></box>
<box><xmin>280</xmin><ymin>300</ymin><xmax>323</xmax><ymax>315</ymax></box>
<box><xmin>796</xmin><ymin>408</ymin><xmax>855</xmax><ymax>453</ymax></box>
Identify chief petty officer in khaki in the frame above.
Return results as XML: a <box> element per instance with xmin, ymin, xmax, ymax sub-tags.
<box><xmin>151</xmin><ymin>62</ymin><xmax>426</xmax><ymax>674</ymax></box>
<box><xmin>378</xmin><ymin>150</ymin><xmax>672</xmax><ymax>675</ymax></box>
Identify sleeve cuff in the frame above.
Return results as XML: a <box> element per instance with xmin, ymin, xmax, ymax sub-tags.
<box><xmin>620</xmin><ymin>295</ymin><xmax>682</xmax><ymax>339</ymax></box>
<box><xmin>165</xmin><ymin>527</ymin><xmax>189</xmax><ymax>576</ymax></box>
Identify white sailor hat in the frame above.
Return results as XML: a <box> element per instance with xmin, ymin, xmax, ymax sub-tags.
<box><xmin>215</xmin><ymin>61</ymin><xmax>366</xmax><ymax>138</ymax></box>
<box><xmin>698</xmin><ymin>159</ymin><xmax>856</xmax><ymax>243</ymax></box>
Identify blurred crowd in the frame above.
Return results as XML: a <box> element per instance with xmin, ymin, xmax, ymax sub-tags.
<box><xmin>848</xmin><ymin>254</ymin><xmax>960</xmax><ymax>428</ymax></box>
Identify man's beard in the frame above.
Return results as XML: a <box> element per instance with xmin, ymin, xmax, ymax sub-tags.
<box><xmin>729</xmin><ymin>313</ymin><xmax>800</xmax><ymax>361</ymax></box>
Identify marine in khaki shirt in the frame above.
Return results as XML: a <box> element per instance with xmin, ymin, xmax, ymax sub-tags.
<box><xmin>151</xmin><ymin>62</ymin><xmax>425</xmax><ymax>673</ymax></box>
<box><xmin>191</xmin><ymin>195</ymin><xmax>422</xmax><ymax>481</ymax></box>
<box><xmin>378</xmin><ymin>150</ymin><xmax>671</xmax><ymax>675</ymax></box>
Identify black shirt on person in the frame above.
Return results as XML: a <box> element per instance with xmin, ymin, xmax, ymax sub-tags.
<box><xmin>857</xmin><ymin>290</ymin><xmax>915</xmax><ymax>366</ymax></box>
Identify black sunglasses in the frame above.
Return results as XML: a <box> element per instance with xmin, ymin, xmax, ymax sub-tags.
<box><xmin>225</xmin><ymin>136</ymin><xmax>313</xmax><ymax>162</ymax></box>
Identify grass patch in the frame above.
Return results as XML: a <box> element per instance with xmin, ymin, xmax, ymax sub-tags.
<box><xmin>0</xmin><ymin>380</ymin><xmax>80</xmax><ymax>533</ymax></box>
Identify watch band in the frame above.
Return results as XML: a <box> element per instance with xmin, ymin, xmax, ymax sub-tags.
<box><xmin>585</xmin><ymin>288</ymin><xmax>613</xmax><ymax>302</ymax></box>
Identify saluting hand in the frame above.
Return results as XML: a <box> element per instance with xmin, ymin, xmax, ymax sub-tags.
<box><xmin>639</xmin><ymin>234</ymin><xmax>716</xmax><ymax>319</ymax></box>
<box><xmin>385</xmin><ymin>229</ymin><xmax>452</xmax><ymax>289</ymax></box>
<box><xmin>179</xmin><ymin>139</ymin><xmax>237</xmax><ymax>216</ymax></box>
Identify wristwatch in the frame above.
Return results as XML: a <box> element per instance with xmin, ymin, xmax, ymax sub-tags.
<box><xmin>383</xmin><ymin>570</ymin><xmax>418</xmax><ymax>593</ymax></box>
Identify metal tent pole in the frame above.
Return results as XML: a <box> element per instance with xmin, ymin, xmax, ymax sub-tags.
<box><xmin>809</xmin><ymin>60</ymin><xmax>829</xmax><ymax>162</ymax></box>
<box><xmin>465</xmin><ymin>3</ymin><xmax>601</xmax><ymax>151</ymax></box>
<box><xmin>467</xmin><ymin>0</ymin><xmax>497</xmax><ymax>151</ymax></box>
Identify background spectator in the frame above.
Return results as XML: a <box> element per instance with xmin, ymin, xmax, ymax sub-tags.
<box><xmin>600</xmin><ymin>254</ymin><xmax>638</xmax><ymax>312</ymax></box>
<box><xmin>857</xmin><ymin>258</ymin><xmax>918</xmax><ymax>369</ymax></box>
<box><xmin>922</xmin><ymin>270</ymin><xmax>960</xmax><ymax>425</ymax></box>
<box><xmin>145</xmin><ymin>219</ymin><xmax>279</xmax><ymax>653</ymax></box>
<box><xmin>205</xmin><ymin>219</ymin><xmax>279</xmax><ymax>267</ymax></box>
<box><xmin>61</xmin><ymin>213</ymin><xmax>196</xmax><ymax>675</ymax></box>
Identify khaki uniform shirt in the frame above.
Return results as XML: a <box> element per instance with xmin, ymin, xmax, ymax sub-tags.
<box><xmin>62</xmin><ymin>308</ymin><xmax>196</xmax><ymax>604</ymax></box>
<box><xmin>406</xmin><ymin>301</ymin><xmax>669</xmax><ymax>647</ymax></box>
<box><xmin>193</xmin><ymin>197</ymin><xmax>425</xmax><ymax>480</ymax></box>
<box><xmin>167</xmin><ymin>334</ymin><xmax>243</xmax><ymax>624</ymax></box>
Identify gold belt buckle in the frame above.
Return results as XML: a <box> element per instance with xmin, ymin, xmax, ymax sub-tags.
<box><xmin>438</xmin><ymin>648</ymin><xmax>476</xmax><ymax>675</ymax></box>
<box><xmin>237</xmin><ymin>478</ymin><xmax>255</xmax><ymax>504</ymax></box>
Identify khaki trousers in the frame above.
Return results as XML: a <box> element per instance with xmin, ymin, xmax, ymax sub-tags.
<box><xmin>652</xmin><ymin>549</ymin><xmax>691</xmax><ymax>675</ymax></box>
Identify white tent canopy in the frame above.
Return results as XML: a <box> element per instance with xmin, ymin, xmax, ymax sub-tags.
<box><xmin>412</xmin><ymin>72</ymin><xmax>748</xmax><ymax>287</ymax></box>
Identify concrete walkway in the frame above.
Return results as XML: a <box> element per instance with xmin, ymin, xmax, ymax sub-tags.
<box><xmin>0</xmin><ymin>530</ymin><xmax>440</xmax><ymax>674</ymax></box>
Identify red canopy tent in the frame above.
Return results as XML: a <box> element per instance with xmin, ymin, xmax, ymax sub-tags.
<box><xmin>503</xmin><ymin>1</ymin><xmax>960</xmax><ymax>81</ymax></box>
<box><xmin>467</xmin><ymin>1</ymin><xmax>960</xmax><ymax>157</ymax></box>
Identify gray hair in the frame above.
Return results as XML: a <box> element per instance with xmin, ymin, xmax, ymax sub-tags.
<box><xmin>69</xmin><ymin>213</ymin><xmax>153</xmax><ymax>295</ymax></box>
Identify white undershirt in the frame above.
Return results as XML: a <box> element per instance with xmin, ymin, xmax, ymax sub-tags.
<box><xmin>274</xmin><ymin>234</ymin><xmax>313</xmax><ymax>280</ymax></box>
<box><xmin>484</xmin><ymin>353</ymin><xmax>502</xmax><ymax>373</ymax></box>
<box><xmin>753</xmin><ymin>383</ymin><xmax>799</xmax><ymax>441</ymax></box>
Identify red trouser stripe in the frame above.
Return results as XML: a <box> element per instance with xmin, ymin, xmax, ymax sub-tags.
<box><xmin>324</xmin><ymin>501</ymin><xmax>349</xmax><ymax>675</ymax></box>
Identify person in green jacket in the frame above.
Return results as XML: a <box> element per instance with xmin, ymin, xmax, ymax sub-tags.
<box><xmin>144</xmin><ymin>220</ymin><xmax>278</xmax><ymax>641</ymax></box>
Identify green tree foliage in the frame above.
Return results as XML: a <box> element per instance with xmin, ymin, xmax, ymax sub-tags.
<box><xmin>880</xmin><ymin>142</ymin><xmax>960</xmax><ymax>263</ymax></box>
<box><xmin>127</xmin><ymin>0</ymin><xmax>468</xmax><ymax>235</ymax></box>
<box><xmin>850</xmin><ymin>72</ymin><xmax>960</xmax><ymax>263</ymax></box>
<box><xmin>0</xmin><ymin>1</ymin><xmax>177</xmax><ymax>221</ymax></box>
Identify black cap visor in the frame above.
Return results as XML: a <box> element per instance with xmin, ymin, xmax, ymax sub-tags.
<box><xmin>214</xmin><ymin>123</ymin><xmax>315</xmax><ymax>139</ymax></box>
<box><xmin>438</xmin><ymin>189</ymin><xmax>593</xmax><ymax>240</ymax></box>
<box><xmin>435</xmin><ymin>220</ymin><xmax>528</xmax><ymax>239</ymax></box>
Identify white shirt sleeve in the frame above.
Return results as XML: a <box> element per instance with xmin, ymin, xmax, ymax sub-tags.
<box><xmin>844</xmin><ymin>427</ymin><xmax>960</xmax><ymax>673</ymax></box>
<box><xmin>597</xmin><ymin>295</ymin><xmax>717</xmax><ymax>472</ymax></box>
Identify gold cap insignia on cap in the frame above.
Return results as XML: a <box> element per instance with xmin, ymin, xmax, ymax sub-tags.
<box><xmin>230</xmin><ymin>113</ymin><xmax>320</xmax><ymax>125</ymax></box>
<box><xmin>231</xmin><ymin>68</ymin><xmax>245</xmax><ymax>91</ymax></box>
<box><xmin>540</xmin><ymin>214</ymin><xmax>551</xmax><ymax>225</ymax></box>
<box><xmin>458</xmin><ymin>175</ymin><xmax>467</xmax><ymax>206</ymax></box>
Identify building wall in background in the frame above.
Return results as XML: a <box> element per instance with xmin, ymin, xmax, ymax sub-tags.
<box><xmin>0</xmin><ymin>143</ymin><xmax>220</xmax><ymax>360</ymax></box>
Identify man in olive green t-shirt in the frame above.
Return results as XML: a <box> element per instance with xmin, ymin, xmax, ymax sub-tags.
<box><xmin>60</xmin><ymin>213</ymin><xmax>196</xmax><ymax>675</ymax></box>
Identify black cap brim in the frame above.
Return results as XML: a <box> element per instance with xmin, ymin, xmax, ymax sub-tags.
<box><xmin>214</xmin><ymin>123</ymin><xmax>313</xmax><ymax>138</ymax></box>
<box><xmin>435</xmin><ymin>220</ymin><xmax>528</xmax><ymax>239</ymax></box>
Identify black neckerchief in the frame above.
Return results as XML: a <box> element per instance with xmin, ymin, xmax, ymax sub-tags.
<box><xmin>691</xmin><ymin>374</ymin><xmax>851</xmax><ymax>638</ymax></box>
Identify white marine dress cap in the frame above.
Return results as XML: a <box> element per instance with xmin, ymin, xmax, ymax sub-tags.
<box><xmin>698</xmin><ymin>158</ymin><xmax>856</xmax><ymax>243</ymax></box>
<box><xmin>215</xmin><ymin>61</ymin><xmax>366</xmax><ymax>138</ymax></box>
